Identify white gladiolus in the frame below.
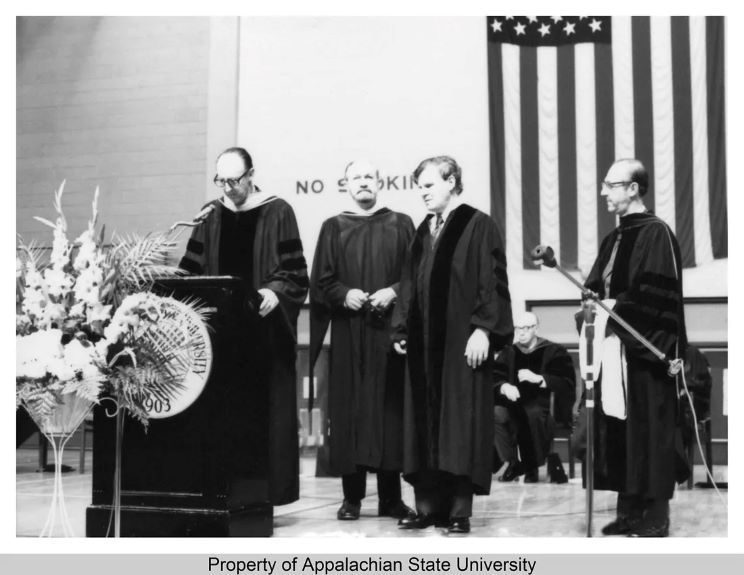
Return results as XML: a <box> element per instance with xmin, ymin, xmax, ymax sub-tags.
<box><xmin>86</xmin><ymin>302</ymin><xmax>112</xmax><ymax>323</ymax></box>
<box><xmin>44</xmin><ymin>267</ymin><xmax>74</xmax><ymax>298</ymax></box>
<box><xmin>49</xmin><ymin>226</ymin><xmax>70</xmax><ymax>269</ymax></box>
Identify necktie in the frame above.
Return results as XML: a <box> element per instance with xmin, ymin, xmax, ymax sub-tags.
<box><xmin>432</xmin><ymin>214</ymin><xmax>444</xmax><ymax>240</ymax></box>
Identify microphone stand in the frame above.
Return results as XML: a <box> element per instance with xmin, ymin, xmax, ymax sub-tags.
<box><xmin>581</xmin><ymin>299</ymin><xmax>597</xmax><ymax>536</ymax></box>
<box><xmin>530</xmin><ymin>245</ymin><xmax>683</xmax><ymax>537</ymax></box>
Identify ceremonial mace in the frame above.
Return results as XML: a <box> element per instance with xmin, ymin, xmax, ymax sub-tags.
<box><xmin>529</xmin><ymin>245</ymin><xmax>683</xmax><ymax>537</ymax></box>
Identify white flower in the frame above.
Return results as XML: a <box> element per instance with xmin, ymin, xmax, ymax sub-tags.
<box><xmin>16</xmin><ymin>314</ymin><xmax>31</xmax><ymax>331</ymax></box>
<box><xmin>63</xmin><ymin>338</ymin><xmax>95</xmax><ymax>372</ymax></box>
<box><xmin>24</xmin><ymin>261</ymin><xmax>45</xmax><ymax>291</ymax></box>
<box><xmin>50</xmin><ymin>226</ymin><xmax>71</xmax><ymax>269</ymax></box>
<box><xmin>17</xmin><ymin>358</ymin><xmax>48</xmax><ymax>380</ymax></box>
<box><xmin>16</xmin><ymin>329</ymin><xmax>63</xmax><ymax>380</ymax></box>
<box><xmin>40</xmin><ymin>301</ymin><xmax>66</xmax><ymax>328</ymax></box>
<box><xmin>73</xmin><ymin>229</ymin><xmax>101</xmax><ymax>271</ymax></box>
<box><xmin>69</xmin><ymin>301</ymin><xmax>86</xmax><ymax>318</ymax></box>
<box><xmin>44</xmin><ymin>267</ymin><xmax>74</xmax><ymax>298</ymax></box>
<box><xmin>73</xmin><ymin>266</ymin><xmax>103</xmax><ymax>306</ymax></box>
<box><xmin>94</xmin><ymin>339</ymin><xmax>111</xmax><ymax>360</ymax></box>
<box><xmin>22</xmin><ymin>288</ymin><xmax>47</xmax><ymax>320</ymax></box>
<box><xmin>16</xmin><ymin>257</ymin><xmax>23</xmax><ymax>278</ymax></box>
<box><xmin>86</xmin><ymin>302</ymin><xmax>112</xmax><ymax>323</ymax></box>
<box><xmin>47</xmin><ymin>356</ymin><xmax>76</xmax><ymax>382</ymax></box>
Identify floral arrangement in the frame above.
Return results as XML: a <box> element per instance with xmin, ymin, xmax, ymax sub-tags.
<box><xmin>16</xmin><ymin>182</ymin><xmax>206</xmax><ymax>430</ymax></box>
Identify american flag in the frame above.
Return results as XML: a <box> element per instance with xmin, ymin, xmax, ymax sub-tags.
<box><xmin>486</xmin><ymin>16</ymin><xmax>727</xmax><ymax>272</ymax></box>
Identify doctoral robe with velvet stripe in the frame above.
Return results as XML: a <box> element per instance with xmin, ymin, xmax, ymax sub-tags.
<box><xmin>392</xmin><ymin>204</ymin><xmax>513</xmax><ymax>494</ymax></box>
<box><xmin>179</xmin><ymin>197</ymin><xmax>308</xmax><ymax>505</ymax></box>
<box><xmin>493</xmin><ymin>339</ymin><xmax>577</xmax><ymax>469</ymax></box>
<box><xmin>309</xmin><ymin>208</ymin><xmax>415</xmax><ymax>476</ymax></box>
<box><xmin>574</xmin><ymin>211</ymin><xmax>689</xmax><ymax>498</ymax></box>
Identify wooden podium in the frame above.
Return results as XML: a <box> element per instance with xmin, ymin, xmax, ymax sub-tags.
<box><xmin>86</xmin><ymin>276</ymin><xmax>273</xmax><ymax>537</ymax></box>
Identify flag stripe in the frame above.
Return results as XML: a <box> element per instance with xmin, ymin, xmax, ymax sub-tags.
<box><xmin>612</xmin><ymin>17</ymin><xmax>635</xmax><ymax>159</ymax></box>
<box><xmin>503</xmin><ymin>44</ymin><xmax>523</xmax><ymax>270</ymax></box>
<box><xmin>671</xmin><ymin>16</ymin><xmax>696</xmax><ymax>267</ymax></box>
<box><xmin>521</xmin><ymin>47</ymin><xmax>541</xmax><ymax>268</ymax></box>
<box><xmin>575</xmin><ymin>44</ymin><xmax>598</xmax><ymax>274</ymax></box>
<box><xmin>651</xmin><ymin>17</ymin><xmax>676</xmax><ymax>233</ymax></box>
<box><xmin>632</xmin><ymin>16</ymin><xmax>655</xmax><ymax>213</ymax></box>
<box><xmin>689</xmin><ymin>17</ymin><xmax>714</xmax><ymax>265</ymax></box>
<box><xmin>487</xmin><ymin>41</ymin><xmax>507</xmax><ymax>245</ymax></box>
<box><xmin>595</xmin><ymin>41</ymin><xmax>616</xmax><ymax>243</ymax></box>
<box><xmin>557</xmin><ymin>46</ymin><xmax>578</xmax><ymax>270</ymax></box>
<box><xmin>706</xmin><ymin>16</ymin><xmax>727</xmax><ymax>259</ymax></box>
<box><xmin>538</xmin><ymin>47</ymin><xmax>561</xmax><ymax>264</ymax></box>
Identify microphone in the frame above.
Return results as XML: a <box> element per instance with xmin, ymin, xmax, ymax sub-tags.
<box><xmin>530</xmin><ymin>245</ymin><xmax>557</xmax><ymax>268</ymax></box>
<box><xmin>169</xmin><ymin>204</ymin><xmax>216</xmax><ymax>233</ymax></box>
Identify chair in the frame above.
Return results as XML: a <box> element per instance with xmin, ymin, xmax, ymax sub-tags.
<box><xmin>549</xmin><ymin>391</ymin><xmax>575</xmax><ymax>479</ymax></box>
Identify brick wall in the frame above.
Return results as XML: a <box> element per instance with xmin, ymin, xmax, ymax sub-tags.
<box><xmin>16</xmin><ymin>16</ymin><xmax>210</xmax><ymax>252</ymax></box>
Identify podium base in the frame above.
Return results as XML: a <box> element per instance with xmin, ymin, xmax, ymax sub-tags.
<box><xmin>85</xmin><ymin>503</ymin><xmax>273</xmax><ymax>537</ymax></box>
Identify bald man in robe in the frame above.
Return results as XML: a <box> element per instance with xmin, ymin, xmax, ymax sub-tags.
<box><xmin>493</xmin><ymin>312</ymin><xmax>576</xmax><ymax>483</ymax></box>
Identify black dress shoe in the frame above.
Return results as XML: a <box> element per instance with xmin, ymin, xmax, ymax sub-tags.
<box><xmin>336</xmin><ymin>500</ymin><xmax>361</xmax><ymax>520</ymax></box>
<box><xmin>398</xmin><ymin>513</ymin><xmax>443</xmax><ymax>529</ymax></box>
<box><xmin>547</xmin><ymin>453</ymin><xmax>568</xmax><ymax>484</ymax></box>
<box><xmin>628</xmin><ymin>518</ymin><xmax>670</xmax><ymax>538</ymax></box>
<box><xmin>524</xmin><ymin>468</ymin><xmax>539</xmax><ymax>483</ymax></box>
<box><xmin>601</xmin><ymin>515</ymin><xmax>640</xmax><ymax>535</ymax></box>
<box><xmin>498</xmin><ymin>462</ymin><xmax>524</xmax><ymax>482</ymax></box>
<box><xmin>447</xmin><ymin>517</ymin><xmax>471</xmax><ymax>534</ymax></box>
<box><xmin>379</xmin><ymin>500</ymin><xmax>416</xmax><ymax>520</ymax></box>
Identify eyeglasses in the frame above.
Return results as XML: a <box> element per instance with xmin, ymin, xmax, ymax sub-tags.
<box><xmin>214</xmin><ymin>170</ymin><xmax>250</xmax><ymax>189</ymax></box>
<box><xmin>514</xmin><ymin>325</ymin><xmax>537</xmax><ymax>331</ymax></box>
<box><xmin>601</xmin><ymin>180</ymin><xmax>632</xmax><ymax>190</ymax></box>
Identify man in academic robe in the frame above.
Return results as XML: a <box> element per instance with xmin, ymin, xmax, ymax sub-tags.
<box><xmin>493</xmin><ymin>311</ymin><xmax>576</xmax><ymax>483</ymax></box>
<box><xmin>179</xmin><ymin>146</ymin><xmax>308</xmax><ymax>506</ymax></box>
<box><xmin>309</xmin><ymin>159</ymin><xmax>416</xmax><ymax>522</ymax></box>
<box><xmin>575</xmin><ymin>158</ymin><xmax>689</xmax><ymax>537</ymax></box>
<box><xmin>392</xmin><ymin>155</ymin><xmax>513</xmax><ymax>534</ymax></box>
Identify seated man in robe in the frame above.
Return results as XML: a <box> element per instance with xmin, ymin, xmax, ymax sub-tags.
<box><xmin>493</xmin><ymin>311</ymin><xmax>576</xmax><ymax>483</ymax></box>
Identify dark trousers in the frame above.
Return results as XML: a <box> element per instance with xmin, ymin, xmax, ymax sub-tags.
<box><xmin>342</xmin><ymin>467</ymin><xmax>402</xmax><ymax>505</ymax></box>
<box><xmin>493</xmin><ymin>403</ymin><xmax>552</xmax><ymax>470</ymax></box>
<box><xmin>616</xmin><ymin>492</ymin><xmax>670</xmax><ymax>521</ymax></box>
<box><xmin>412</xmin><ymin>470</ymin><xmax>473</xmax><ymax>519</ymax></box>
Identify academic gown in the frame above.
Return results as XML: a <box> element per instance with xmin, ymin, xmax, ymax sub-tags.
<box><xmin>493</xmin><ymin>339</ymin><xmax>577</xmax><ymax>467</ymax></box>
<box><xmin>392</xmin><ymin>204</ymin><xmax>513</xmax><ymax>495</ymax></box>
<box><xmin>574</xmin><ymin>212</ymin><xmax>689</xmax><ymax>499</ymax></box>
<box><xmin>494</xmin><ymin>338</ymin><xmax>576</xmax><ymax>424</ymax></box>
<box><xmin>309</xmin><ymin>208</ymin><xmax>415</xmax><ymax>476</ymax></box>
<box><xmin>179</xmin><ymin>197</ymin><xmax>308</xmax><ymax>505</ymax></box>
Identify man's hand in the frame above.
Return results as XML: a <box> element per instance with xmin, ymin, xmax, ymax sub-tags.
<box><xmin>518</xmin><ymin>368</ymin><xmax>544</xmax><ymax>385</ymax></box>
<box><xmin>257</xmin><ymin>288</ymin><xmax>279</xmax><ymax>317</ymax></box>
<box><xmin>393</xmin><ymin>340</ymin><xmax>407</xmax><ymax>355</ymax></box>
<box><xmin>368</xmin><ymin>287</ymin><xmax>396</xmax><ymax>310</ymax></box>
<box><xmin>464</xmin><ymin>328</ymin><xmax>490</xmax><ymax>369</ymax></box>
<box><xmin>500</xmin><ymin>383</ymin><xmax>521</xmax><ymax>402</ymax></box>
<box><xmin>344</xmin><ymin>288</ymin><xmax>369</xmax><ymax>311</ymax></box>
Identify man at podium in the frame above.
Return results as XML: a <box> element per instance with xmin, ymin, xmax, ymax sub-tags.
<box><xmin>179</xmin><ymin>146</ymin><xmax>309</xmax><ymax>506</ymax></box>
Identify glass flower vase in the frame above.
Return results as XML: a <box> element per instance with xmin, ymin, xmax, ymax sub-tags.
<box><xmin>24</xmin><ymin>392</ymin><xmax>93</xmax><ymax>537</ymax></box>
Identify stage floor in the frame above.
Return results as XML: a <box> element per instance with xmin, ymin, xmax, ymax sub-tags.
<box><xmin>16</xmin><ymin>448</ymin><xmax>727</xmax><ymax>538</ymax></box>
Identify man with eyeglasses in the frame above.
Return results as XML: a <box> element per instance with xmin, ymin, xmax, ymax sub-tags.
<box><xmin>575</xmin><ymin>158</ymin><xmax>689</xmax><ymax>537</ymax></box>
<box><xmin>493</xmin><ymin>311</ymin><xmax>576</xmax><ymax>484</ymax></box>
<box><xmin>309</xmin><ymin>159</ymin><xmax>416</xmax><ymax>523</ymax></box>
<box><xmin>179</xmin><ymin>146</ymin><xmax>308</xmax><ymax>507</ymax></box>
